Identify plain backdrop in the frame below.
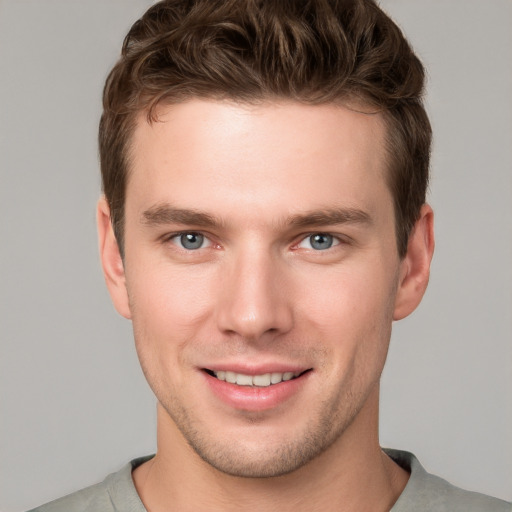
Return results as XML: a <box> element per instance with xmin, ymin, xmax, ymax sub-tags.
<box><xmin>1</xmin><ymin>1</ymin><xmax>511</xmax><ymax>510</ymax></box>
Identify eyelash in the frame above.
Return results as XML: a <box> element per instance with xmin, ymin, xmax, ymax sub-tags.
<box><xmin>166</xmin><ymin>232</ymin><xmax>214</xmax><ymax>251</ymax></box>
<box><xmin>295</xmin><ymin>233</ymin><xmax>342</xmax><ymax>251</ymax></box>
<box><xmin>165</xmin><ymin>231</ymin><xmax>346</xmax><ymax>252</ymax></box>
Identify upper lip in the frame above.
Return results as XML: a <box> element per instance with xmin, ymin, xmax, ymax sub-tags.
<box><xmin>200</xmin><ymin>363</ymin><xmax>312</xmax><ymax>375</ymax></box>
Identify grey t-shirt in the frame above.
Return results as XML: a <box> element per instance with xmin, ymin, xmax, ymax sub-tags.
<box><xmin>28</xmin><ymin>449</ymin><xmax>512</xmax><ymax>511</ymax></box>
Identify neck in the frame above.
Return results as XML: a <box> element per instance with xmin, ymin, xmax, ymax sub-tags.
<box><xmin>133</xmin><ymin>387</ymin><xmax>409</xmax><ymax>512</ymax></box>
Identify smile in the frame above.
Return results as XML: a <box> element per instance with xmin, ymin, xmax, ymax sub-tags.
<box><xmin>207</xmin><ymin>370</ymin><xmax>304</xmax><ymax>387</ymax></box>
<box><xmin>202</xmin><ymin>367</ymin><xmax>312</xmax><ymax>411</ymax></box>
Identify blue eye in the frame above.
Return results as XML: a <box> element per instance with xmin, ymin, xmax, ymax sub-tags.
<box><xmin>174</xmin><ymin>232</ymin><xmax>209</xmax><ymax>250</ymax></box>
<box><xmin>298</xmin><ymin>233</ymin><xmax>339</xmax><ymax>251</ymax></box>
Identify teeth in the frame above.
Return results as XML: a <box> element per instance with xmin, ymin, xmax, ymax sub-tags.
<box><xmin>253</xmin><ymin>374</ymin><xmax>271</xmax><ymax>386</ymax></box>
<box><xmin>270</xmin><ymin>372</ymin><xmax>283</xmax><ymax>384</ymax></box>
<box><xmin>212</xmin><ymin>370</ymin><xmax>301</xmax><ymax>387</ymax></box>
<box><xmin>236</xmin><ymin>374</ymin><xmax>253</xmax><ymax>386</ymax></box>
<box><xmin>225</xmin><ymin>371</ymin><xmax>237</xmax><ymax>384</ymax></box>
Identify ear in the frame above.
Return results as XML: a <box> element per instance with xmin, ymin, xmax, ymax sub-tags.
<box><xmin>97</xmin><ymin>197</ymin><xmax>132</xmax><ymax>319</ymax></box>
<box><xmin>393</xmin><ymin>204</ymin><xmax>435</xmax><ymax>321</ymax></box>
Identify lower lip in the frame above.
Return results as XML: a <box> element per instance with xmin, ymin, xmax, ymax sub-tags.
<box><xmin>202</xmin><ymin>371</ymin><xmax>311</xmax><ymax>412</ymax></box>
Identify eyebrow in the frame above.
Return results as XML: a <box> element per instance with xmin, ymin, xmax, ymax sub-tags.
<box><xmin>141</xmin><ymin>203</ymin><xmax>371</xmax><ymax>230</ymax></box>
<box><xmin>287</xmin><ymin>208</ymin><xmax>372</xmax><ymax>229</ymax></box>
<box><xmin>142</xmin><ymin>204</ymin><xmax>221</xmax><ymax>228</ymax></box>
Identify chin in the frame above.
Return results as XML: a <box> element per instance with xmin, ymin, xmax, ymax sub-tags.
<box><xmin>164</xmin><ymin>398</ymin><xmax>355</xmax><ymax>479</ymax></box>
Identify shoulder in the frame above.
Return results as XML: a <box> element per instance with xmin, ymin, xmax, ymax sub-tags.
<box><xmin>27</xmin><ymin>479</ymin><xmax>114</xmax><ymax>512</ymax></box>
<box><xmin>386</xmin><ymin>449</ymin><xmax>512</xmax><ymax>512</ymax></box>
<box><xmin>27</xmin><ymin>456</ymin><xmax>153</xmax><ymax>512</ymax></box>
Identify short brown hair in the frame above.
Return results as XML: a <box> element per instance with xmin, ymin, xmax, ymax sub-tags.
<box><xmin>99</xmin><ymin>0</ymin><xmax>431</xmax><ymax>258</ymax></box>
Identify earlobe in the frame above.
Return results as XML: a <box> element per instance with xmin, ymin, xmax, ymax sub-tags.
<box><xmin>97</xmin><ymin>197</ymin><xmax>132</xmax><ymax>319</ymax></box>
<box><xmin>393</xmin><ymin>204</ymin><xmax>435</xmax><ymax>321</ymax></box>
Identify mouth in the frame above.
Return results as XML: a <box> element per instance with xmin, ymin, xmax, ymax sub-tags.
<box><xmin>203</xmin><ymin>369</ymin><xmax>311</xmax><ymax>387</ymax></box>
<box><xmin>202</xmin><ymin>366</ymin><xmax>313</xmax><ymax>411</ymax></box>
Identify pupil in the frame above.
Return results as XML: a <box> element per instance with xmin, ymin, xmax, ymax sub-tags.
<box><xmin>181</xmin><ymin>233</ymin><xmax>203</xmax><ymax>250</ymax></box>
<box><xmin>311</xmin><ymin>233</ymin><xmax>333</xmax><ymax>250</ymax></box>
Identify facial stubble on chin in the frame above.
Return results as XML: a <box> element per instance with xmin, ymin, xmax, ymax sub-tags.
<box><xmin>157</xmin><ymin>377</ymin><xmax>374</xmax><ymax>479</ymax></box>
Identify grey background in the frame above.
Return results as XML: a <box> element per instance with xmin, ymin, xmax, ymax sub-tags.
<box><xmin>1</xmin><ymin>1</ymin><xmax>510</xmax><ymax>510</ymax></box>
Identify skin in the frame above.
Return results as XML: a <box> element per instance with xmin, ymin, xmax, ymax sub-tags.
<box><xmin>98</xmin><ymin>99</ymin><xmax>434</xmax><ymax>511</ymax></box>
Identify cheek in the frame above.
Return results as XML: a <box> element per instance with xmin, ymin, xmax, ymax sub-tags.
<box><xmin>125</xmin><ymin>262</ymin><xmax>219</xmax><ymax>385</ymax></box>
<box><xmin>127</xmin><ymin>262</ymin><xmax>216</xmax><ymax>335</ymax></box>
<box><xmin>300</xmin><ymin>264</ymin><xmax>396</xmax><ymax>327</ymax></box>
<box><xmin>297</xmin><ymin>261</ymin><xmax>398</xmax><ymax>376</ymax></box>
<box><xmin>127</xmin><ymin>266</ymin><xmax>216</xmax><ymax>391</ymax></box>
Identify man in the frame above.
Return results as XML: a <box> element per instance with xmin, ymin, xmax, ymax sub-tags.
<box><xmin>29</xmin><ymin>0</ymin><xmax>511</xmax><ymax>511</ymax></box>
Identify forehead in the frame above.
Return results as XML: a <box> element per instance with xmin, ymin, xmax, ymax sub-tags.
<box><xmin>127</xmin><ymin>99</ymin><xmax>391</xmax><ymax>225</ymax></box>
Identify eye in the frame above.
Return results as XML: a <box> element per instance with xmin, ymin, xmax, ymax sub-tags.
<box><xmin>298</xmin><ymin>233</ymin><xmax>340</xmax><ymax>251</ymax></box>
<box><xmin>171</xmin><ymin>232</ymin><xmax>211</xmax><ymax>250</ymax></box>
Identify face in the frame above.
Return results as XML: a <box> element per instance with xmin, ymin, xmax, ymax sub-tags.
<box><xmin>100</xmin><ymin>99</ymin><xmax>429</xmax><ymax>478</ymax></box>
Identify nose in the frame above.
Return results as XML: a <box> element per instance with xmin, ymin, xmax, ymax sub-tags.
<box><xmin>215</xmin><ymin>247</ymin><xmax>293</xmax><ymax>341</ymax></box>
